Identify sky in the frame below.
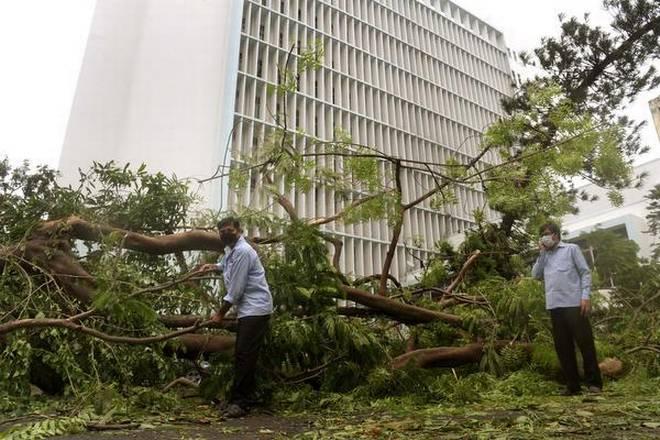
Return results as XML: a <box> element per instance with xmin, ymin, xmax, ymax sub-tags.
<box><xmin>0</xmin><ymin>0</ymin><xmax>658</xmax><ymax>169</ymax></box>
<box><xmin>0</xmin><ymin>0</ymin><xmax>96</xmax><ymax>168</ymax></box>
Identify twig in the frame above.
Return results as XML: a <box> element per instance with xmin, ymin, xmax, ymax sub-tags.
<box><xmin>283</xmin><ymin>357</ymin><xmax>343</xmax><ymax>385</ymax></box>
<box><xmin>353</xmin><ymin>273</ymin><xmax>402</xmax><ymax>289</ymax></box>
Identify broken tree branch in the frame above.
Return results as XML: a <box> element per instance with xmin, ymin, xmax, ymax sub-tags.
<box><xmin>445</xmin><ymin>250</ymin><xmax>481</xmax><ymax>294</ymax></box>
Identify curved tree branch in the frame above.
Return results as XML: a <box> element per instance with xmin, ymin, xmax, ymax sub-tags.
<box><xmin>338</xmin><ymin>284</ymin><xmax>463</xmax><ymax>326</ymax></box>
<box><xmin>36</xmin><ymin>216</ymin><xmax>225</xmax><ymax>254</ymax></box>
<box><xmin>0</xmin><ymin>314</ymin><xmax>235</xmax><ymax>353</ymax></box>
<box><xmin>445</xmin><ymin>250</ymin><xmax>481</xmax><ymax>294</ymax></box>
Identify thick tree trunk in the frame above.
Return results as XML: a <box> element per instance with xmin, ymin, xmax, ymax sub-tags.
<box><xmin>22</xmin><ymin>239</ymin><xmax>95</xmax><ymax>304</ymax></box>
<box><xmin>175</xmin><ymin>334</ymin><xmax>235</xmax><ymax>355</ymax></box>
<box><xmin>35</xmin><ymin>216</ymin><xmax>225</xmax><ymax>254</ymax></box>
<box><xmin>392</xmin><ymin>342</ymin><xmax>532</xmax><ymax>369</ymax></box>
<box><xmin>392</xmin><ymin>343</ymin><xmax>486</xmax><ymax>369</ymax></box>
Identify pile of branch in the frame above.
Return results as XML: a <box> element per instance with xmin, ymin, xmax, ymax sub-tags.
<box><xmin>2</xmin><ymin>215</ymin><xmax>486</xmax><ymax>370</ymax></box>
<box><xmin>3</xmin><ymin>216</ymin><xmax>467</xmax><ymax>350</ymax></box>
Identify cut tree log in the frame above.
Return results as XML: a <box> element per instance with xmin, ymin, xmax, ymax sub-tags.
<box><xmin>392</xmin><ymin>343</ymin><xmax>486</xmax><ymax>369</ymax></box>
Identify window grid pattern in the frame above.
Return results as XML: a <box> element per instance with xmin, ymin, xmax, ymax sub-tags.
<box><xmin>230</xmin><ymin>0</ymin><xmax>512</xmax><ymax>279</ymax></box>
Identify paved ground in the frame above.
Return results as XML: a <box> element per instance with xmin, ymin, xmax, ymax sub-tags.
<box><xmin>57</xmin><ymin>413</ymin><xmax>312</xmax><ymax>440</ymax></box>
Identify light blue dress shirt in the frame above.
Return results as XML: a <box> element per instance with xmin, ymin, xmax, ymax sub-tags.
<box><xmin>532</xmin><ymin>242</ymin><xmax>592</xmax><ymax>310</ymax></box>
<box><xmin>216</xmin><ymin>236</ymin><xmax>273</xmax><ymax>319</ymax></box>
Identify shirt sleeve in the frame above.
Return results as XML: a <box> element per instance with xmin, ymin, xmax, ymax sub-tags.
<box><xmin>572</xmin><ymin>246</ymin><xmax>592</xmax><ymax>299</ymax></box>
<box><xmin>531</xmin><ymin>252</ymin><xmax>547</xmax><ymax>280</ymax></box>
<box><xmin>216</xmin><ymin>255</ymin><xmax>225</xmax><ymax>271</ymax></box>
<box><xmin>222</xmin><ymin>248</ymin><xmax>251</xmax><ymax>305</ymax></box>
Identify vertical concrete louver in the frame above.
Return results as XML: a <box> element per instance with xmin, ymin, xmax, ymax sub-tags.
<box><xmin>229</xmin><ymin>0</ymin><xmax>512</xmax><ymax>279</ymax></box>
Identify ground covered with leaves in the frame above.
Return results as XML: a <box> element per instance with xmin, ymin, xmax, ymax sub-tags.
<box><xmin>1</xmin><ymin>369</ymin><xmax>658</xmax><ymax>439</ymax></box>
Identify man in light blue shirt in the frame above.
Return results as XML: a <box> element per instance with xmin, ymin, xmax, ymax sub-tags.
<box><xmin>200</xmin><ymin>216</ymin><xmax>273</xmax><ymax>417</ymax></box>
<box><xmin>532</xmin><ymin>222</ymin><xmax>602</xmax><ymax>395</ymax></box>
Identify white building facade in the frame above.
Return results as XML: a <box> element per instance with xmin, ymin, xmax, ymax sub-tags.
<box><xmin>563</xmin><ymin>158</ymin><xmax>660</xmax><ymax>260</ymax></box>
<box><xmin>651</xmin><ymin>95</ymin><xmax>660</xmax><ymax>141</ymax></box>
<box><xmin>60</xmin><ymin>0</ymin><xmax>513</xmax><ymax>279</ymax></box>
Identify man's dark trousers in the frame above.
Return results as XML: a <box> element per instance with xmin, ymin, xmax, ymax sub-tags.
<box><xmin>230</xmin><ymin>315</ymin><xmax>270</xmax><ymax>408</ymax></box>
<box><xmin>550</xmin><ymin>307</ymin><xmax>602</xmax><ymax>392</ymax></box>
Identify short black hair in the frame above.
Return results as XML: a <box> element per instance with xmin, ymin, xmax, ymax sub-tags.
<box><xmin>539</xmin><ymin>222</ymin><xmax>561</xmax><ymax>239</ymax></box>
<box><xmin>217</xmin><ymin>216</ymin><xmax>241</xmax><ymax>230</ymax></box>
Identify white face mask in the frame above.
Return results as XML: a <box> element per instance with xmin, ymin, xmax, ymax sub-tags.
<box><xmin>541</xmin><ymin>234</ymin><xmax>556</xmax><ymax>248</ymax></box>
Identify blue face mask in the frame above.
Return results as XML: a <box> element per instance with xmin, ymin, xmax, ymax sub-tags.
<box><xmin>541</xmin><ymin>235</ymin><xmax>556</xmax><ymax>248</ymax></box>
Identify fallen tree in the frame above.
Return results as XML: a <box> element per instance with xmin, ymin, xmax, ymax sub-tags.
<box><xmin>1</xmin><ymin>0</ymin><xmax>659</xmax><ymax>401</ymax></box>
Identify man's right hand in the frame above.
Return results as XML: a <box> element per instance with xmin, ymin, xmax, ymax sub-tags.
<box><xmin>538</xmin><ymin>240</ymin><xmax>546</xmax><ymax>251</ymax></box>
<box><xmin>197</xmin><ymin>263</ymin><xmax>218</xmax><ymax>273</ymax></box>
<box><xmin>210</xmin><ymin>312</ymin><xmax>224</xmax><ymax>323</ymax></box>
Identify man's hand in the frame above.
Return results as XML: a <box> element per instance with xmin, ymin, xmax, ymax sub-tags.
<box><xmin>210</xmin><ymin>312</ymin><xmax>224</xmax><ymax>323</ymax></box>
<box><xmin>197</xmin><ymin>263</ymin><xmax>218</xmax><ymax>273</ymax></box>
<box><xmin>580</xmin><ymin>299</ymin><xmax>591</xmax><ymax>316</ymax></box>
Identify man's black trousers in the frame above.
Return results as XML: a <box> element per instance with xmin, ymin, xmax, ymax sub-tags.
<box><xmin>230</xmin><ymin>314</ymin><xmax>270</xmax><ymax>408</ymax></box>
<box><xmin>549</xmin><ymin>307</ymin><xmax>602</xmax><ymax>392</ymax></box>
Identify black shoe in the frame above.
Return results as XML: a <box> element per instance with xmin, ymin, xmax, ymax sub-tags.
<box><xmin>224</xmin><ymin>403</ymin><xmax>248</xmax><ymax>418</ymax></box>
<box><xmin>587</xmin><ymin>385</ymin><xmax>602</xmax><ymax>394</ymax></box>
<box><xmin>560</xmin><ymin>388</ymin><xmax>581</xmax><ymax>396</ymax></box>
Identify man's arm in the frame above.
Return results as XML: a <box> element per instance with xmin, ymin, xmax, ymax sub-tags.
<box><xmin>531</xmin><ymin>251</ymin><xmax>547</xmax><ymax>280</ymax></box>
<box><xmin>211</xmin><ymin>300</ymin><xmax>233</xmax><ymax>322</ymax></box>
<box><xmin>572</xmin><ymin>246</ymin><xmax>592</xmax><ymax>299</ymax></box>
<box><xmin>572</xmin><ymin>246</ymin><xmax>592</xmax><ymax>315</ymax></box>
<box><xmin>198</xmin><ymin>257</ymin><xmax>223</xmax><ymax>273</ymax></box>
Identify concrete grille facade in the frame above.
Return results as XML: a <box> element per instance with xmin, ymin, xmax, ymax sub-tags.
<box><xmin>230</xmin><ymin>0</ymin><xmax>512</xmax><ymax>278</ymax></box>
<box><xmin>60</xmin><ymin>0</ymin><xmax>512</xmax><ymax>280</ymax></box>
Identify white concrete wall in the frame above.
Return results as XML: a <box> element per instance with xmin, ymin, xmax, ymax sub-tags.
<box><xmin>563</xmin><ymin>158</ymin><xmax>660</xmax><ymax>259</ymax></box>
<box><xmin>59</xmin><ymin>0</ymin><xmax>244</xmax><ymax>209</ymax></box>
<box><xmin>651</xmin><ymin>95</ymin><xmax>660</xmax><ymax>141</ymax></box>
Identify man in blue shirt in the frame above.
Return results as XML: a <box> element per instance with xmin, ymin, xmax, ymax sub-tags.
<box><xmin>532</xmin><ymin>222</ymin><xmax>602</xmax><ymax>395</ymax></box>
<box><xmin>200</xmin><ymin>216</ymin><xmax>273</xmax><ymax>417</ymax></box>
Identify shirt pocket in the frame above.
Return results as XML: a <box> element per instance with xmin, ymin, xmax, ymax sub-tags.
<box><xmin>555</xmin><ymin>261</ymin><xmax>573</xmax><ymax>272</ymax></box>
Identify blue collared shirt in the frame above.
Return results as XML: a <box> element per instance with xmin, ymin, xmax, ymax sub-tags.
<box><xmin>216</xmin><ymin>236</ymin><xmax>273</xmax><ymax>318</ymax></box>
<box><xmin>532</xmin><ymin>242</ymin><xmax>591</xmax><ymax>310</ymax></box>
